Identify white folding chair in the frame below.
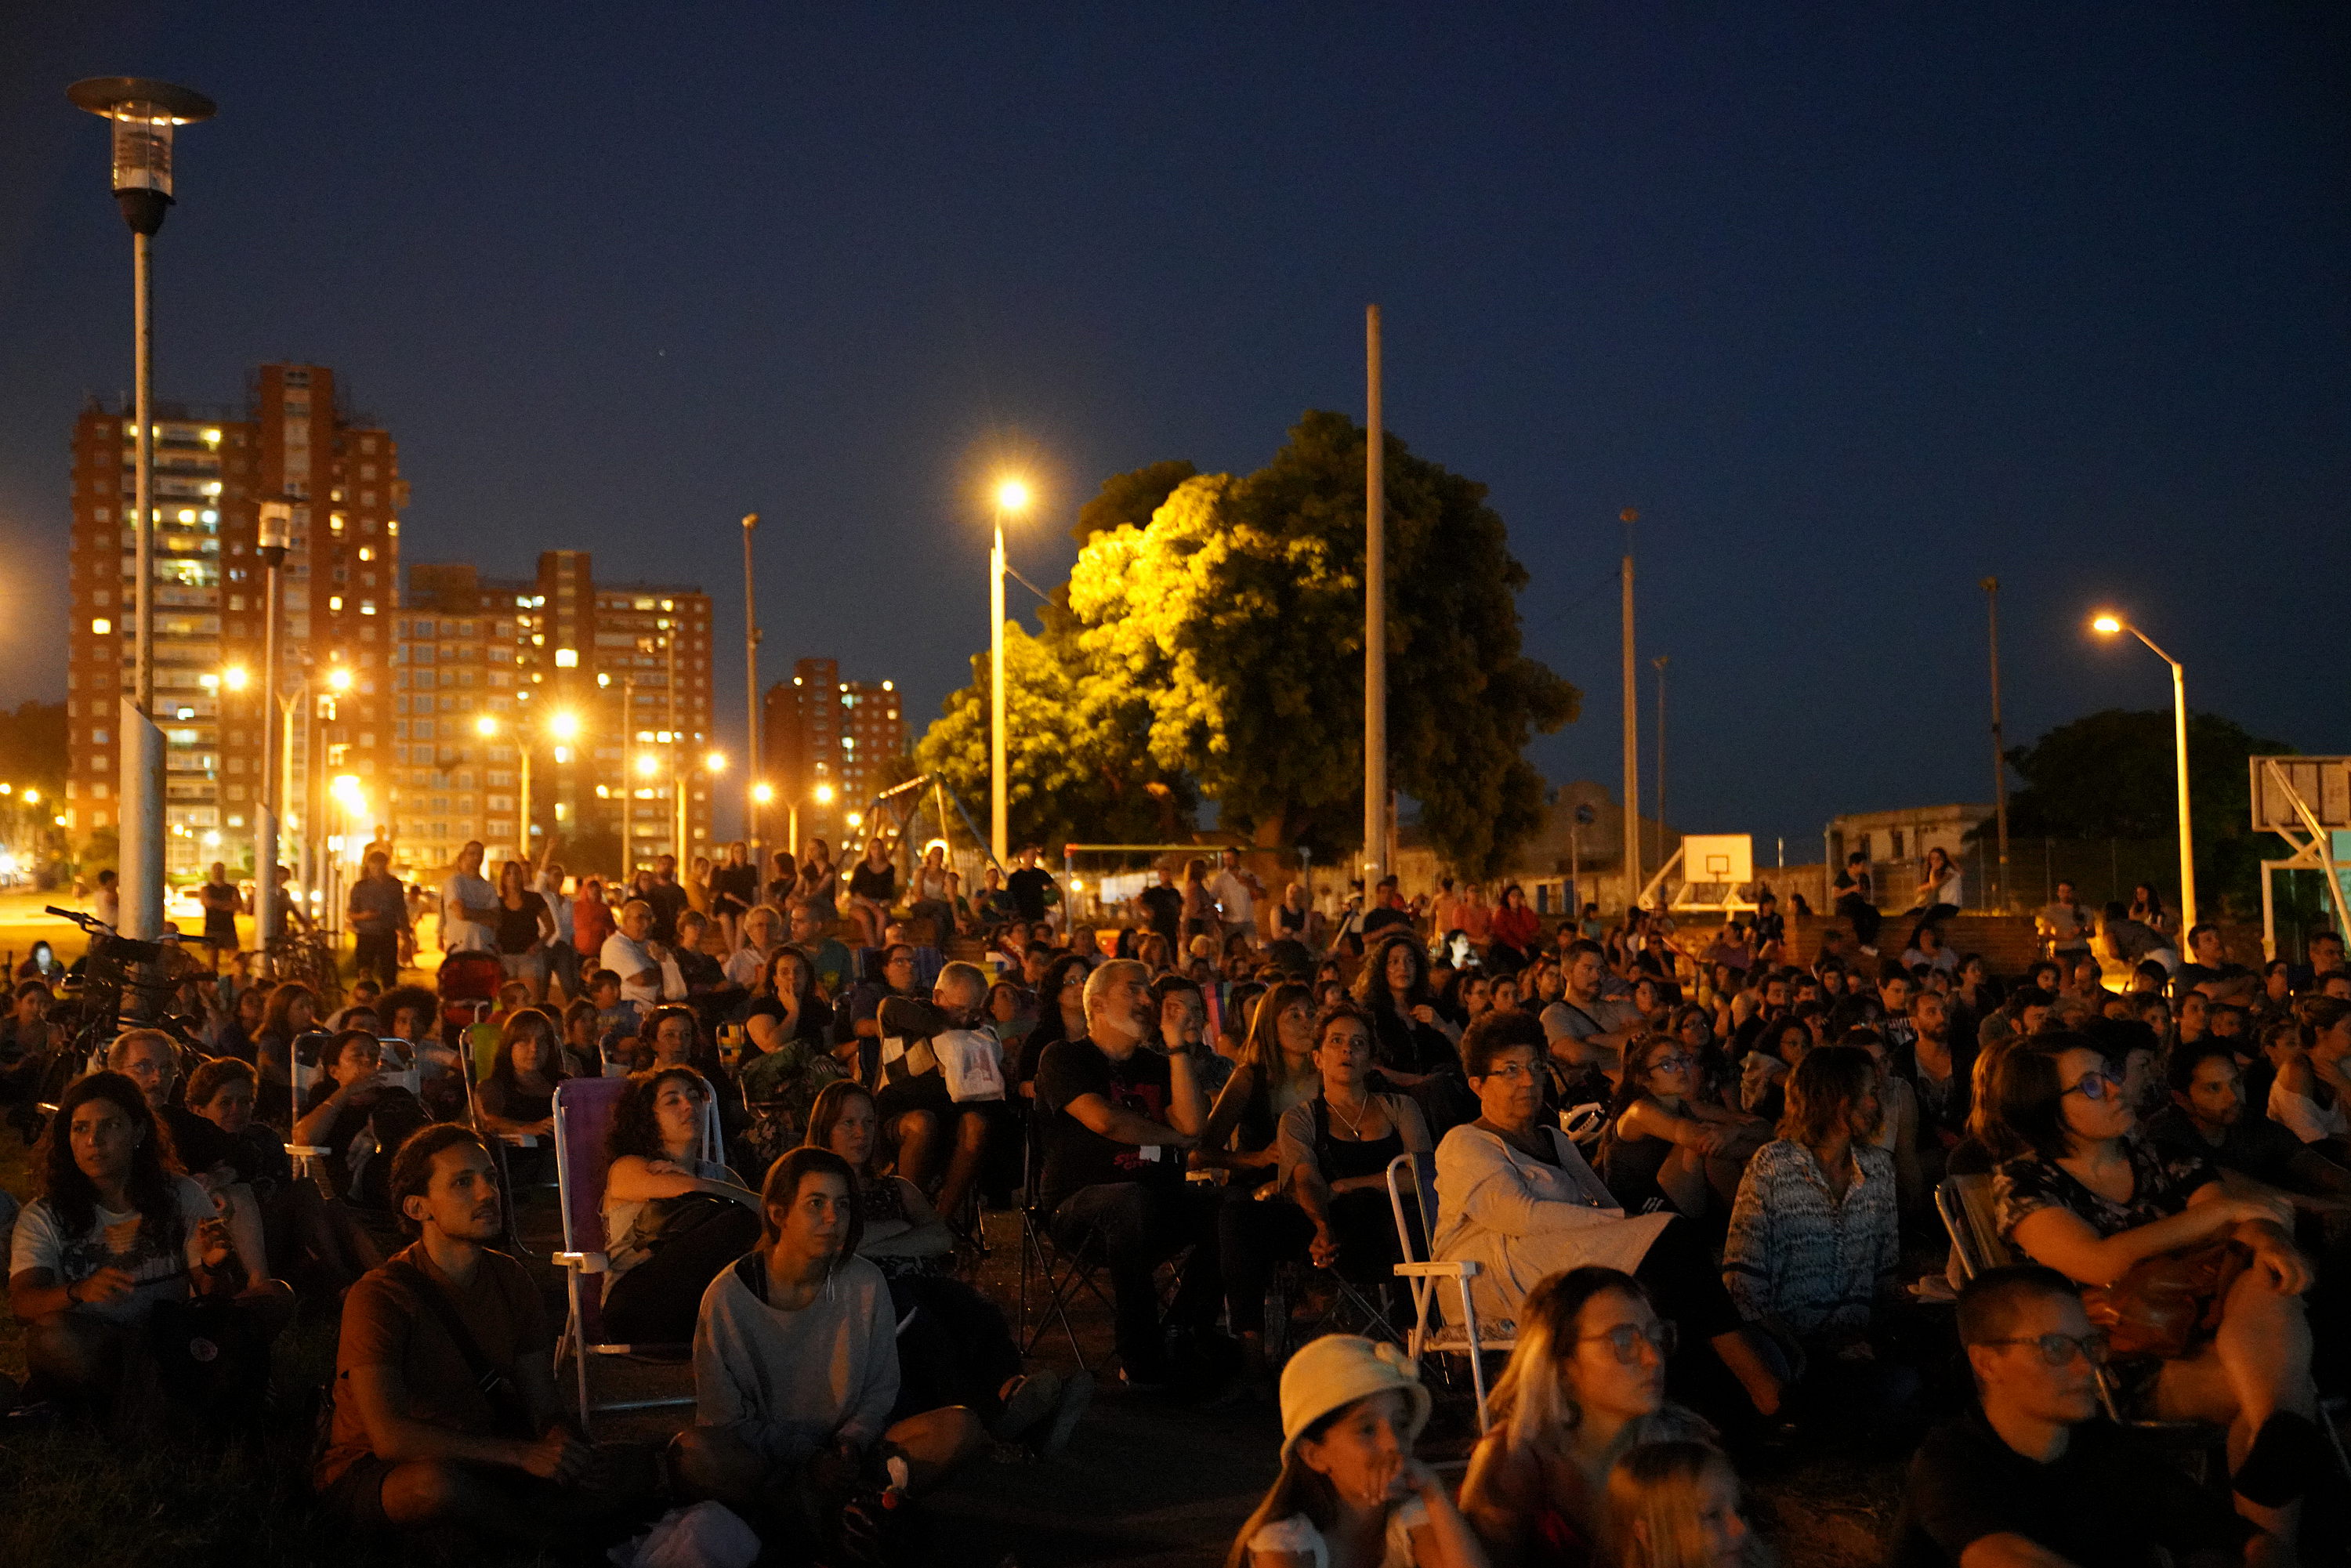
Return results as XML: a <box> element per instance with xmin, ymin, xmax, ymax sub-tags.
<box><xmin>1386</xmin><ymin>1150</ymin><xmax>1515</xmax><ymax>1432</ymax></box>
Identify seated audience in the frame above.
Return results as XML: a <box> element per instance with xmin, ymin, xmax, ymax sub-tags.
<box><xmin>875</xmin><ymin>960</ymin><xmax>1008</xmax><ymax>1221</ymax></box>
<box><xmin>1601</xmin><ymin>1440</ymin><xmax>1755</xmax><ymax>1568</ymax></box>
<box><xmin>2146</xmin><ymin>1038</ymin><xmax>2351</xmax><ymax>1208</ymax></box>
<box><xmin>316</xmin><ymin>1123</ymin><xmax>635</xmax><ymax>1543</ymax></box>
<box><xmin>1460</xmin><ymin>1266</ymin><xmax>1719</xmax><ymax>1566</ymax></box>
<box><xmin>674</xmin><ymin>1146</ymin><xmax>984</xmax><ymax>1547</ymax></box>
<box><xmin>1434</xmin><ymin>1011</ymin><xmax>1781</xmax><ymax>1418</ymax></box>
<box><xmin>295</xmin><ymin>1027</ymin><xmax>430</xmax><ymax>1208</ymax></box>
<box><xmin>1602</xmin><ymin>1031</ymin><xmax>1766</xmax><ymax>1219</ymax></box>
<box><xmin>1034</xmin><ymin>957</ymin><xmax>1223</xmax><ymax>1388</ymax></box>
<box><xmin>1988</xmin><ymin>1034</ymin><xmax>2320</xmax><ymax>1540</ymax></box>
<box><xmin>805</xmin><ymin>1080</ymin><xmax>1088</xmax><ymax>1451</ymax></box>
<box><xmin>1228</xmin><ymin>1333</ymin><xmax>1490</xmax><ymax>1568</ymax></box>
<box><xmin>1890</xmin><ymin>1265</ymin><xmax>2275</xmax><ymax>1566</ymax></box>
<box><xmin>9</xmin><ymin>1070</ymin><xmax>267</xmax><ymax>1411</ymax></box>
<box><xmin>2268</xmin><ymin>996</ymin><xmax>2351</xmax><ymax>1161</ymax></box>
<box><xmin>599</xmin><ymin>1066</ymin><xmax>763</xmax><ymax>1344</ymax></box>
<box><xmin>1722</xmin><ymin>1045</ymin><xmax>1910</xmax><ymax>1418</ymax></box>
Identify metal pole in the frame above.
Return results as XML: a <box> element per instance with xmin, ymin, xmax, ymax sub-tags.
<box><xmin>255</xmin><ymin>518</ymin><xmax>284</xmax><ymax>962</ymax></box>
<box><xmin>990</xmin><ymin>510</ymin><xmax>1009</xmax><ymax>864</ymax></box>
<box><xmin>1653</xmin><ymin>654</ymin><xmax>1668</xmax><ymax>877</ymax></box>
<box><xmin>622</xmin><ymin>674</ymin><xmax>636</xmax><ymax>880</ymax></box>
<box><xmin>1982</xmin><ymin>578</ymin><xmax>2010</xmax><ymax>911</ymax></box>
<box><xmin>741</xmin><ymin>513</ymin><xmax>760</xmax><ymax>869</ymax></box>
<box><xmin>132</xmin><ymin>231</ymin><xmax>154</xmax><ymax>715</ymax></box>
<box><xmin>518</xmin><ymin>741</ymin><xmax>531</xmax><ymax>867</ymax></box>
<box><xmin>1621</xmin><ymin>512</ymin><xmax>1639</xmax><ymax>911</ymax></box>
<box><xmin>2167</xmin><ymin>649</ymin><xmax>2197</xmax><ymax>924</ymax></box>
<box><xmin>1364</xmin><ymin>304</ymin><xmax>1389</xmax><ymax>884</ymax></box>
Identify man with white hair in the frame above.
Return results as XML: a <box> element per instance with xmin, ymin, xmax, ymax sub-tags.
<box><xmin>1033</xmin><ymin>958</ymin><xmax>1221</xmax><ymax>1388</ymax></box>
<box><xmin>878</xmin><ymin>961</ymin><xmax>1010</xmax><ymax>1219</ymax></box>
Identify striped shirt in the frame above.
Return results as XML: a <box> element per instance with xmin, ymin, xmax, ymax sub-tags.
<box><xmin>1722</xmin><ymin>1139</ymin><xmax>1898</xmax><ymax>1334</ymax></box>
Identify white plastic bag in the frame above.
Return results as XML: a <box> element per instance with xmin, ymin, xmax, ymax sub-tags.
<box><xmin>607</xmin><ymin>1500</ymin><xmax>761</xmax><ymax>1568</ymax></box>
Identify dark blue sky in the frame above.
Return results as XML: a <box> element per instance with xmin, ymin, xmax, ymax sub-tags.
<box><xmin>4</xmin><ymin>5</ymin><xmax>2345</xmax><ymax>848</ymax></box>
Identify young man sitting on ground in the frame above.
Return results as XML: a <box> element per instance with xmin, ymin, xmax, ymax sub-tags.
<box><xmin>1891</xmin><ymin>1265</ymin><xmax>2279</xmax><ymax>1566</ymax></box>
<box><xmin>675</xmin><ymin>1146</ymin><xmax>982</xmax><ymax>1552</ymax></box>
<box><xmin>315</xmin><ymin>1123</ymin><xmax>640</xmax><ymax>1545</ymax></box>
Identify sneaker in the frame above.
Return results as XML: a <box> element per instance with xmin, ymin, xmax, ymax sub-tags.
<box><xmin>1040</xmin><ymin>1371</ymin><xmax>1094</xmax><ymax>1457</ymax></box>
<box><xmin>991</xmin><ymin>1371</ymin><xmax>1063</xmax><ymax>1443</ymax></box>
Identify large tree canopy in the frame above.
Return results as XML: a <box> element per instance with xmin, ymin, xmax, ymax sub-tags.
<box><xmin>920</xmin><ymin>412</ymin><xmax>1575</xmax><ymax>878</ymax></box>
<box><xmin>2004</xmin><ymin>708</ymin><xmax>2293</xmax><ymax>916</ymax></box>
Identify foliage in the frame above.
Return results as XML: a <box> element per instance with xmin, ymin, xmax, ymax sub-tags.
<box><xmin>913</xmin><ymin>620</ymin><xmax>1197</xmax><ymax>855</ymax></box>
<box><xmin>0</xmin><ymin>700</ymin><xmax>67</xmax><ymax>793</ymax></box>
<box><xmin>2002</xmin><ymin>708</ymin><xmax>2293</xmax><ymax>918</ymax></box>
<box><xmin>1070</xmin><ymin>458</ymin><xmax>1198</xmax><ymax>547</ymax></box>
<box><xmin>1063</xmin><ymin>414</ymin><xmax>1576</xmax><ymax>877</ymax></box>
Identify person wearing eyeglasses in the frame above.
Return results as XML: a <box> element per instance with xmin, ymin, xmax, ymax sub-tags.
<box><xmin>1986</xmin><ymin>1034</ymin><xmax>2321</xmax><ymax>1546</ymax></box>
<box><xmin>1458</xmin><ymin>1266</ymin><xmax>1720</xmax><ymax>1567</ymax></box>
<box><xmin>1890</xmin><ymin>1264</ymin><xmax>2270</xmax><ymax>1567</ymax></box>
<box><xmin>1434</xmin><ymin>1012</ymin><xmax>1784</xmax><ymax>1425</ymax></box>
<box><xmin>1601</xmin><ymin>1033</ymin><xmax>1767</xmax><ymax>1221</ymax></box>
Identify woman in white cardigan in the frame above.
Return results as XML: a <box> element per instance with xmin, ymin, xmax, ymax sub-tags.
<box><xmin>1433</xmin><ymin>1011</ymin><xmax>1783</xmax><ymax>1421</ymax></box>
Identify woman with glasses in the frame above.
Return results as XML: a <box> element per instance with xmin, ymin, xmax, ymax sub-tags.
<box><xmin>1436</xmin><ymin>1012</ymin><xmax>1783</xmax><ymax>1427</ymax></box>
<box><xmin>1458</xmin><ymin>1267</ymin><xmax>1718</xmax><ymax>1568</ymax></box>
<box><xmin>1602</xmin><ymin>1034</ymin><xmax>1767</xmax><ymax>1219</ymax></box>
<box><xmin>1015</xmin><ymin>952</ymin><xmax>1096</xmax><ymax>1095</ymax></box>
<box><xmin>1987</xmin><ymin>1034</ymin><xmax>2319</xmax><ymax>1541</ymax></box>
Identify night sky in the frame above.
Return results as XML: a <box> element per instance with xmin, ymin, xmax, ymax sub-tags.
<box><xmin>3</xmin><ymin>5</ymin><xmax>2345</xmax><ymax>849</ymax></box>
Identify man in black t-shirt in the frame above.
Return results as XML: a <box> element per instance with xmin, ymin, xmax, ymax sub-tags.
<box><xmin>2176</xmin><ymin>922</ymin><xmax>2256</xmax><ymax>1003</ymax></box>
<box><xmin>1033</xmin><ymin>958</ymin><xmax>1219</xmax><ymax>1387</ymax></box>
<box><xmin>2146</xmin><ymin>1041</ymin><xmax>2351</xmax><ymax>1203</ymax></box>
<box><xmin>644</xmin><ymin>855</ymin><xmax>690</xmax><ymax>947</ymax></box>
<box><xmin>1006</xmin><ymin>846</ymin><xmax>1059</xmax><ymax>929</ymax></box>
<box><xmin>1892</xmin><ymin>1266</ymin><xmax>2265</xmax><ymax>1566</ymax></box>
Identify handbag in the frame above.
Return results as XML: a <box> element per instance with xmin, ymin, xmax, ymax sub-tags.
<box><xmin>2081</xmin><ymin>1239</ymin><xmax>2250</xmax><ymax>1360</ymax></box>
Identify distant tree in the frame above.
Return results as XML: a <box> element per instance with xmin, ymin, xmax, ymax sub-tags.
<box><xmin>1065</xmin><ymin>412</ymin><xmax>1576</xmax><ymax>878</ymax></box>
<box><xmin>0</xmin><ymin>700</ymin><xmax>67</xmax><ymax>796</ymax></box>
<box><xmin>2004</xmin><ymin>708</ymin><xmax>2293</xmax><ymax>918</ymax></box>
<box><xmin>1070</xmin><ymin>458</ymin><xmax>1197</xmax><ymax>548</ymax></box>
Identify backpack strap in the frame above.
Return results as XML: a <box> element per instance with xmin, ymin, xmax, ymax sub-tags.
<box><xmin>385</xmin><ymin>1258</ymin><xmax>534</xmax><ymax>1438</ymax></box>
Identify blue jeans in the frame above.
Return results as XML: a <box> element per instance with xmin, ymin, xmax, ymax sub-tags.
<box><xmin>1049</xmin><ymin>1179</ymin><xmax>1223</xmax><ymax>1377</ymax></box>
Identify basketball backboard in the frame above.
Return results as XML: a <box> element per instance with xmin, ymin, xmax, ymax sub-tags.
<box><xmin>1679</xmin><ymin>834</ymin><xmax>1754</xmax><ymax>886</ymax></box>
<box><xmin>2251</xmin><ymin>757</ymin><xmax>2351</xmax><ymax>834</ymax></box>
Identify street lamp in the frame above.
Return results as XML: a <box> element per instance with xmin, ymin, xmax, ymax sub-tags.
<box><xmin>71</xmin><ymin>75</ymin><xmax>215</xmax><ymax>946</ymax></box>
<box><xmin>741</xmin><ymin>512</ymin><xmax>761</xmax><ymax>873</ymax></box>
<box><xmin>2091</xmin><ymin>612</ymin><xmax>2197</xmax><ymax>922</ymax></box>
<box><xmin>989</xmin><ymin>476</ymin><xmax>1031</xmax><ymax>866</ymax></box>
<box><xmin>778</xmin><ymin>780</ymin><xmax>831</xmax><ymax>857</ymax></box>
<box><xmin>255</xmin><ymin>502</ymin><xmax>289</xmax><ymax>961</ymax></box>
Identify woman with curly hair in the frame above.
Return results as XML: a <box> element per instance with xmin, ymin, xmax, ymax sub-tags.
<box><xmin>600</xmin><ymin>1066</ymin><xmax>762</xmax><ymax>1342</ymax></box>
<box><xmin>1354</xmin><ymin>932</ymin><xmax>1472</xmax><ymax>1135</ymax></box>
<box><xmin>7</xmin><ymin>1072</ymin><xmax>251</xmax><ymax>1403</ymax></box>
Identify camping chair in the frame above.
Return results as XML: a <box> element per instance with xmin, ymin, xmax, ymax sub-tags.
<box><xmin>284</xmin><ymin>1029</ymin><xmax>337</xmax><ymax>1182</ymax></box>
<box><xmin>549</xmin><ymin>1075</ymin><xmax>708</xmax><ymax>1434</ymax></box>
<box><xmin>1386</xmin><ymin>1150</ymin><xmax>1515</xmax><ymax>1432</ymax></box>
<box><xmin>1016</xmin><ymin>1108</ymin><xmax>1108</xmax><ymax>1371</ymax></box>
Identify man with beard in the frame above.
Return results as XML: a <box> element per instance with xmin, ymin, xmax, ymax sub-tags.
<box><xmin>1891</xmin><ymin>989</ymin><xmax>1975</xmax><ymax>1192</ymax></box>
<box><xmin>2146</xmin><ymin>1041</ymin><xmax>2351</xmax><ymax>1206</ymax></box>
<box><xmin>315</xmin><ymin>1124</ymin><xmax>636</xmax><ymax>1543</ymax></box>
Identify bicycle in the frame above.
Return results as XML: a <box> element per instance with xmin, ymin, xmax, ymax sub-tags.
<box><xmin>263</xmin><ymin>925</ymin><xmax>346</xmax><ymax>1009</ymax></box>
<box><xmin>30</xmin><ymin>907</ymin><xmax>207</xmax><ymax>1131</ymax></box>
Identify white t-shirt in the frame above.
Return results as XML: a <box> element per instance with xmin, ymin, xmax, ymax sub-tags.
<box><xmin>601</xmin><ymin>932</ymin><xmax>668</xmax><ymax>1006</ymax></box>
<box><xmin>723</xmin><ymin>946</ymin><xmax>767</xmax><ymax>988</ymax></box>
<box><xmin>94</xmin><ymin>885</ymin><xmax>121</xmax><ymax>929</ymax></box>
<box><xmin>1210</xmin><ymin>869</ymin><xmax>1255</xmax><ymax>925</ymax></box>
<box><xmin>9</xmin><ymin>1175</ymin><xmax>215</xmax><ymax>1324</ymax></box>
<box><xmin>1249</xmin><ymin>1497</ymin><xmax>1428</xmax><ymax>1568</ymax></box>
<box><xmin>933</xmin><ymin>1027</ymin><xmax>1007</xmax><ymax>1103</ymax></box>
<box><xmin>439</xmin><ymin>870</ymin><xmax>497</xmax><ymax>953</ymax></box>
<box><xmin>535</xmin><ymin>871</ymin><xmax>574</xmax><ymax>944</ymax></box>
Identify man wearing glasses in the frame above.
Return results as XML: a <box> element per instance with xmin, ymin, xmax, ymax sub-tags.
<box><xmin>1891</xmin><ymin>1265</ymin><xmax>2267</xmax><ymax>1566</ymax></box>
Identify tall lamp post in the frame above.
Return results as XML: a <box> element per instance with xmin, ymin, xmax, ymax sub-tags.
<box><xmin>2092</xmin><ymin>614</ymin><xmax>2196</xmax><ymax>922</ymax></box>
<box><xmin>989</xmin><ymin>478</ymin><xmax>1031</xmax><ymax>866</ymax></box>
<box><xmin>1983</xmin><ymin>578</ymin><xmax>2011</xmax><ymax>910</ymax></box>
<box><xmin>255</xmin><ymin>502</ymin><xmax>289</xmax><ymax>958</ymax></box>
<box><xmin>71</xmin><ymin>76</ymin><xmax>214</xmax><ymax>941</ymax></box>
<box><xmin>741</xmin><ymin>512</ymin><xmax>761</xmax><ymax>869</ymax></box>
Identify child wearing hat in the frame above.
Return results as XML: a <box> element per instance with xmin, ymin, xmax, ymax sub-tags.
<box><xmin>1226</xmin><ymin>1334</ymin><xmax>1490</xmax><ymax>1568</ymax></box>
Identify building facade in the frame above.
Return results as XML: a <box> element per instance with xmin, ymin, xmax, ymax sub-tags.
<box><xmin>762</xmin><ymin>657</ymin><xmax>905</xmax><ymax>853</ymax></box>
<box><xmin>66</xmin><ymin>363</ymin><xmax>404</xmax><ymax>881</ymax></box>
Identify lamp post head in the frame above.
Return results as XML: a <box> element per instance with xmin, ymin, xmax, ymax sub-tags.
<box><xmin>549</xmin><ymin>711</ymin><xmax>581</xmax><ymax>743</ymax></box>
<box><xmin>995</xmin><ymin>478</ymin><xmax>1031</xmax><ymax>515</ymax></box>
<box><xmin>752</xmin><ymin>783</ymin><xmax>774</xmax><ymax>805</ymax></box>
<box><xmin>2091</xmin><ymin>615</ymin><xmax>2124</xmax><ymax>636</ymax></box>
<box><xmin>475</xmin><ymin>715</ymin><xmax>498</xmax><ymax>738</ymax></box>
<box><xmin>68</xmin><ymin>78</ymin><xmax>214</xmax><ymax>237</ymax></box>
<box><xmin>705</xmin><ymin>751</ymin><xmax>726</xmax><ymax>774</ymax></box>
<box><xmin>258</xmin><ymin>501</ymin><xmax>292</xmax><ymax>563</ymax></box>
<box><xmin>327</xmin><ymin>666</ymin><xmax>353</xmax><ymax>692</ymax></box>
<box><xmin>813</xmin><ymin>784</ymin><xmax>836</xmax><ymax>806</ymax></box>
<box><xmin>223</xmin><ymin>665</ymin><xmax>249</xmax><ymax>692</ymax></box>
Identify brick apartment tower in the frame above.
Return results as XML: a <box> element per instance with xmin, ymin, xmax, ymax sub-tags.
<box><xmin>762</xmin><ymin>657</ymin><xmax>905</xmax><ymax>855</ymax></box>
<box><xmin>67</xmin><ymin>363</ymin><xmax>404</xmax><ymax>881</ymax></box>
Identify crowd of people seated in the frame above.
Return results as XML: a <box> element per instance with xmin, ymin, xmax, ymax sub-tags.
<box><xmin>5</xmin><ymin>837</ymin><xmax>2350</xmax><ymax>1566</ymax></box>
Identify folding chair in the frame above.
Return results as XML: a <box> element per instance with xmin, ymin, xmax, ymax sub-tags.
<box><xmin>1386</xmin><ymin>1150</ymin><xmax>1515</xmax><ymax>1432</ymax></box>
<box><xmin>1016</xmin><ymin>1110</ymin><xmax>1107</xmax><ymax>1371</ymax></box>
<box><xmin>549</xmin><ymin>1075</ymin><xmax>705</xmax><ymax>1434</ymax></box>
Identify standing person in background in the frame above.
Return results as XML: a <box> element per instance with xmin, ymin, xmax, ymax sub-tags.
<box><xmin>1140</xmin><ymin>864</ymin><xmax>1185</xmax><ymax>952</ymax></box>
<box><xmin>91</xmin><ymin>868</ymin><xmax>121</xmax><ymax>930</ymax></box>
<box><xmin>1008</xmin><ymin>845</ymin><xmax>1061</xmax><ymax>933</ymax></box>
<box><xmin>200</xmin><ymin>861</ymin><xmax>245</xmax><ymax>972</ymax></box>
<box><xmin>492</xmin><ymin>861</ymin><xmax>556</xmax><ymax>1004</ymax></box>
<box><xmin>708</xmin><ymin>842</ymin><xmax>759</xmax><ymax>951</ymax></box>
<box><xmin>643</xmin><ymin>854</ymin><xmax>690</xmax><ymax>945</ymax></box>
<box><xmin>1212</xmin><ymin>848</ymin><xmax>1262</xmax><ymax>946</ymax></box>
<box><xmin>347</xmin><ymin>852</ymin><xmax>410</xmax><ymax>992</ymax></box>
<box><xmin>571</xmin><ymin>875</ymin><xmax>615</xmax><ymax>974</ymax></box>
<box><xmin>796</xmin><ymin>838</ymin><xmax>841</xmax><ymax>919</ymax></box>
<box><xmin>1182</xmin><ymin>858</ymin><xmax>1218</xmax><ymax>945</ymax></box>
<box><xmin>1487</xmin><ymin>885</ymin><xmax>1541</xmax><ymax>972</ymax></box>
<box><xmin>438</xmin><ymin>841</ymin><xmax>499</xmax><ymax>958</ymax></box>
<box><xmin>1458</xmin><ymin>885</ymin><xmax>1493</xmax><ymax>953</ymax></box>
<box><xmin>534</xmin><ymin>856</ymin><xmax>577</xmax><ymax>1003</ymax></box>
<box><xmin>2128</xmin><ymin>882</ymin><xmax>2174</xmax><ymax>943</ymax></box>
<box><xmin>1832</xmin><ymin>853</ymin><xmax>1881</xmax><ymax>955</ymax></box>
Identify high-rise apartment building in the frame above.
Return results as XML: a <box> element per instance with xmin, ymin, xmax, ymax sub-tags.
<box><xmin>396</xmin><ymin>555</ymin><xmax>715</xmax><ymax>875</ymax></box>
<box><xmin>762</xmin><ymin>657</ymin><xmax>905</xmax><ymax>851</ymax></box>
<box><xmin>65</xmin><ymin>363</ymin><xmax>404</xmax><ymax>879</ymax></box>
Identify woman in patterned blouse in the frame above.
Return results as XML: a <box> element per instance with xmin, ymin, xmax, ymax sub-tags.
<box><xmin>1986</xmin><ymin>1031</ymin><xmax>2318</xmax><ymax>1542</ymax></box>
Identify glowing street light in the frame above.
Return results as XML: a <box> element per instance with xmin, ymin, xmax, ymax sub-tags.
<box><xmin>2089</xmin><ymin>610</ymin><xmax>2196</xmax><ymax>922</ymax></box>
<box><xmin>549</xmin><ymin>710</ymin><xmax>581</xmax><ymax>743</ymax></box>
<box><xmin>705</xmin><ymin>751</ymin><xmax>726</xmax><ymax>773</ymax></box>
<box><xmin>989</xmin><ymin>476</ymin><xmax>1032</xmax><ymax>865</ymax></box>
<box><xmin>327</xmin><ymin>665</ymin><xmax>353</xmax><ymax>693</ymax></box>
<box><xmin>752</xmin><ymin>782</ymin><xmax>774</xmax><ymax>805</ymax></box>
<box><xmin>223</xmin><ymin>664</ymin><xmax>249</xmax><ymax>692</ymax></box>
<box><xmin>814</xmin><ymin>783</ymin><xmax>835</xmax><ymax>806</ymax></box>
